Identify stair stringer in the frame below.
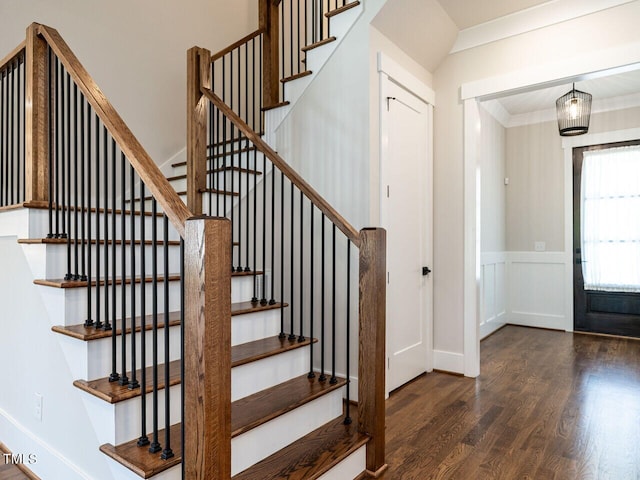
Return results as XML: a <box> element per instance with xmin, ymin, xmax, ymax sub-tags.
<box><xmin>263</xmin><ymin>2</ymin><xmax>364</xmax><ymax>149</ymax></box>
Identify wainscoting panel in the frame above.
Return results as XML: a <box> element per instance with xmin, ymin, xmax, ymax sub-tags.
<box><xmin>507</xmin><ymin>252</ymin><xmax>571</xmax><ymax>331</ymax></box>
<box><xmin>480</xmin><ymin>252</ymin><xmax>507</xmax><ymax>339</ymax></box>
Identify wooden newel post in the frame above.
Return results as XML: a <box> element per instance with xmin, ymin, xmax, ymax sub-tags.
<box><xmin>358</xmin><ymin>228</ymin><xmax>388</xmax><ymax>478</ymax></box>
<box><xmin>24</xmin><ymin>23</ymin><xmax>49</xmax><ymax>206</ymax></box>
<box><xmin>260</xmin><ymin>0</ymin><xmax>280</xmax><ymax>107</ymax></box>
<box><xmin>184</xmin><ymin>217</ymin><xmax>232</xmax><ymax>480</ymax></box>
<box><xmin>187</xmin><ymin>47</ymin><xmax>212</xmax><ymax>216</ymax></box>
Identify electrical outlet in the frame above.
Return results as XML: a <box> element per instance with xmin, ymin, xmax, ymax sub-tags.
<box><xmin>534</xmin><ymin>241</ymin><xmax>546</xmax><ymax>252</ymax></box>
<box><xmin>34</xmin><ymin>393</ymin><xmax>43</xmax><ymax>422</ymax></box>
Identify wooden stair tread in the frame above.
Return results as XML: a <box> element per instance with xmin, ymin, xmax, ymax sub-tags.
<box><xmin>232</xmin><ymin>408</ymin><xmax>368</xmax><ymax>480</ymax></box>
<box><xmin>262</xmin><ymin>101</ymin><xmax>290</xmax><ymax>112</ymax></box>
<box><xmin>231</xmin><ymin>300</ymin><xmax>286</xmax><ymax>316</ymax></box>
<box><xmin>52</xmin><ymin>311</ymin><xmax>181</xmax><ymax>341</ymax></box>
<box><xmin>281</xmin><ymin>70</ymin><xmax>312</xmax><ymax>83</ymax></box>
<box><xmin>18</xmin><ymin>238</ymin><xmax>181</xmax><ymax>246</ymax></box>
<box><xmin>100</xmin><ymin>423</ymin><xmax>182</xmax><ymax>479</ymax></box>
<box><xmin>301</xmin><ymin>36</ymin><xmax>336</xmax><ymax>53</ymax></box>
<box><xmin>232</xmin><ymin>374</ymin><xmax>347</xmax><ymax>437</ymax></box>
<box><xmin>34</xmin><ymin>274</ymin><xmax>181</xmax><ymax>289</ymax></box>
<box><xmin>207</xmin><ymin>132</ymin><xmax>264</xmax><ymax>150</ymax></box>
<box><xmin>171</xmin><ymin>147</ymin><xmax>257</xmax><ymax>168</ymax></box>
<box><xmin>52</xmin><ymin>298</ymin><xmax>278</xmax><ymax>341</ymax></box>
<box><xmin>165</xmin><ymin>166</ymin><xmax>262</xmax><ymax>183</ymax></box>
<box><xmin>325</xmin><ymin>0</ymin><xmax>361</xmax><ymax>18</ymax></box>
<box><xmin>74</xmin><ymin>335</ymin><xmax>310</xmax><ymax>403</ymax></box>
<box><xmin>100</xmin><ymin>376</ymin><xmax>346</xmax><ymax>477</ymax></box>
<box><xmin>126</xmin><ymin>188</ymin><xmax>238</xmax><ymax>204</ymax></box>
<box><xmin>24</xmin><ymin>202</ymin><xmax>164</xmax><ymax>217</ymax></box>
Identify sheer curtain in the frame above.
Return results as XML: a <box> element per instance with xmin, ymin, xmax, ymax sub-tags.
<box><xmin>581</xmin><ymin>145</ymin><xmax>640</xmax><ymax>292</ymax></box>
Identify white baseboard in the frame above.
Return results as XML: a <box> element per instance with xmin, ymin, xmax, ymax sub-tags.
<box><xmin>508</xmin><ymin>311</ymin><xmax>567</xmax><ymax>331</ymax></box>
<box><xmin>0</xmin><ymin>406</ymin><xmax>94</xmax><ymax>480</ymax></box>
<box><xmin>433</xmin><ymin>350</ymin><xmax>464</xmax><ymax>374</ymax></box>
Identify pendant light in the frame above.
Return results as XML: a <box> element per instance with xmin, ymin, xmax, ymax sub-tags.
<box><xmin>556</xmin><ymin>83</ymin><xmax>592</xmax><ymax>136</ymax></box>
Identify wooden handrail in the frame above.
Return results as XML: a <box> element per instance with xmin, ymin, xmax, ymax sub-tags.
<box><xmin>0</xmin><ymin>41</ymin><xmax>26</xmax><ymax>71</ymax></box>
<box><xmin>211</xmin><ymin>28</ymin><xmax>266</xmax><ymax>62</ymax></box>
<box><xmin>35</xmin><ymin>23</ymin><xmax>191</xmax><ymax>238</ymax></box>
<box><xmin>201</xmin><ymin>86</ymin><xmax>361</xmax><ymax>246</ymax></box>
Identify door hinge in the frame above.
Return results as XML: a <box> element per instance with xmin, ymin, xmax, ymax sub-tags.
<box><xmin>386</xmin><ymin>96</ymin><xmax>396</xmax><ymax>111</ymax></box>
<box><xmin>422</xmin><ymin>266</ymin><xmax>432</xmax><ymax>276</ymax></box>
<box><xmin>387</xmin><ymin>272</ymin><xmax>390</xmax><ymax>284</ymax></box>
<box><xmin>387</xmin><ymin>357</ymin><xmax>390</xmax><ymax>369</ymax></box>
<box><xmin>387</xmin><ymin>185</ymin><xmax>390</xmax><ymax>198</ymax></box>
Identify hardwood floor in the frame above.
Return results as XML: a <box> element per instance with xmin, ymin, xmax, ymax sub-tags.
<box><xmin>381</xmin><ymin>325</ymin><xmax>640</xmax><ymax>479</ymax></box>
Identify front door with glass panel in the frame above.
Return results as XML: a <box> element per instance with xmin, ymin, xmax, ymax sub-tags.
<box><xmin>573</xmin><ymin>141</ymin><xmax>640</xmax><ymax>337</ymax></box>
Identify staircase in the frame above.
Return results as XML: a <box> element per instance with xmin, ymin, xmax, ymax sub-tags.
<box><xmin>0</xmin><ymin>2</ymin><xmax>385</xmax><ymax>479</ymax></box>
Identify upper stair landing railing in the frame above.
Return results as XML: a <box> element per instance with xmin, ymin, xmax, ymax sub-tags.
<box><xmin>207</xmin><ymin>0</ymin><xmax>361</xmax><ymax>135</ymax></box>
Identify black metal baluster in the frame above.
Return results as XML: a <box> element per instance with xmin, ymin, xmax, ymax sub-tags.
<box><xmin>299</xmin><ymin>191</ymin><xmax>305</xmax><ymax>342</ymax></box>
<box><xmin>260</xmin><ymin>150</ymin><xmax>267</xmax><ymax>305</ymax></box>
<box><xmin>47</xmin><ymin>50</ymin><xmax>55</xmax><ymax>237</ymax></box>
<box><xmin>319</xmin><ymin>214</ymin><xmax>326</xmax><ymax>381</ymax></box>
<box><xmin>289</xmin><ymin>181</ymin><xmax>295</xmax><ymax>341</ymax></box>
<box><xmin>129</xmin><ymin>165</ymin><xmax>140</xmax><ymax>390</ymax></box>
<box><xmin>102</xmin><ymin>127</ymin><xmax>111</xmax><ymax>332</ymax></box>
<box><xmin>7</xmin><ymin>60</ymin><xmax>16</xmax><ymax>205</ymax></box>
<box><xmin>64</xmin><ymin>72</ymin><xmax>72</xmax><ymax>277</ymax></box>
<box><xmin>149</xmin><ymin>199</ymin><xmax>161</xmax><ymax>454</ymax></box>
<box><xmin>244</xmin><ymin>46</ymin><xmax>251</xmax><ymax>273</ymax></box>
<box><xmin>1</xmin><ymin>69</ymin><xmax>5</xmax><ymax>207</ymax></box>
<box><xmin>138</xmin><ymin>182</ymin><xmax>150</xmax><ymax>446</ymax></box>
<box><xmin>330</xmin><ymin>224</ymin><xmax>337</xmax><ymax>384</ymax></box>
<box><xmin>102</xmin><ymin>125</ymin><xmax>115</xmax><ymax>330</ymax></box>
<box><xmin>269</xmin><ymin>154</ymin><xmax>276</xmax><ymax>305</ymax></box>
<box><xmin>109</xmin><ymin>139</ymin><xmax>119</xmax><ymax>381</ymax></box>
<box><xmin>290</xmin><ymin>0</ymin><xmax>294</xmax><ymax>79</ymax></box>
<box><xmin>281</xmin><ymin>1</ymin><xmax>285</xmax><ymax>87</ymax></box>
<box><xmin>73</xmin><ymin>83</ymin><xmax>80</xmax><ymax>280</ymax></box>
<box><xmin>84</xmin><ymin>99</ymin><xmax>93</xmax><ymax>327</ymax></box>
<box><xmin>180</xmin><ymin>238</ymin><xmax>185</xmax><ymax>478</ymax></box>
<box><xmin>54</xmin><ymin>58</ymin><xmax>61</xmax><ymax>237</ymax></box>
<box><xmin>344</xmin><ymin>239</ymin><xmax>352</xmax><ymax>424</ymax></box>
<box><xmin>308</xmin><ymin>205</ymin><xmax>315</xmax><ymax>378</ymax></box>
<box><xmin>79</xmin><ymin>95</ymin><xmax>87</xmax><ymax>282</ymax></box>
<box><xmin>230</xmin><ymin>51</ymin><xmax>237</xmax><ymax>271</ymax></box>
<box><xmin>94</xmin><ymin>114</ymin><xmax>103</xmax><ymax>330</ymax></box>
<box><xmin>119</xmin><ymin>152</ymin><xmax>129</xmax><ymax>386</ymax></box>
<box><xmin>162</xmin><ymin>216</ymin><xmax>174</xmax><ymax>460</ymax></box>
<box><xmin>279</xmin><ymin>171</ymin><xmax>285</xmax><ymax>339</ymax></box>
<box><xmin>251</xmin><ymin>149</ymin><xmax>258</xmax><ymax>303</ymax></box>
<box><xmin>18</xmin><ymin>54</ymin><xmax>24</xmax><ymax>203</ymax></box>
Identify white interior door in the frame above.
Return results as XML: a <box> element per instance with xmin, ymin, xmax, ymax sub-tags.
<box><xmin>381</xmin><ymin>78</ymin><xmax>433</xmax><ymax>393</ymax></box>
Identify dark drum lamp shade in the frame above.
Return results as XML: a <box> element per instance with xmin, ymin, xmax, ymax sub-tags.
<box><xmin>556</xmin><ymin>83</ymin><xmax>592</xmax><ymax>136</ymax></box>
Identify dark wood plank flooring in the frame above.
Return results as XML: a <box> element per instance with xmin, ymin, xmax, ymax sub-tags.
<box><xmin>381</xmin><ymin>325</ymin><xmax>640</xmax><ymax>480</ymax></box>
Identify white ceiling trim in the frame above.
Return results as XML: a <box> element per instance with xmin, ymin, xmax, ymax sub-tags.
<box><xmin>450</xmin><ymin>0</ymin><xmax>636</xmax><ymax>54</ymax></box>
<box><xmin>483</xmin><ymin>91</ymin><xmax>640</xmax><ymax>128</ymax></box>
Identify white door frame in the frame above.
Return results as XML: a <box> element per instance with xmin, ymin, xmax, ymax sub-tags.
<box><xmin>461</xmin><ymin>46</ymin><xmax>640</xmax><ymax>378</ymax></box>
<box><xmin>378</xmin><ymin>52</ymin><xmax>435</xmax><ymax>396</ymax></box>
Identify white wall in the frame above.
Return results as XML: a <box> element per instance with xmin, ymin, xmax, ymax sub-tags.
<box><xmin>0</xmin><ymin>0</ymin><xmax>256</xmax><ymax>167</ymax></box>
<box><xmin>433</xmin><ymin>1</ymin><xmax>640</xmax><ymax>368</ymax></box>
<box><xmin>478</xmin><ymin>105</ymin><xmax>506</xmax><ymax>338</ymax></box>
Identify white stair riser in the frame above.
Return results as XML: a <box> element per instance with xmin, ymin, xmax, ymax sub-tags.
<box><xmin>22</xmin><ymin>243</ymin><xmax>181</xmax><ymax>280</ymax></box>
<box><xmin>56</xmin><ymin>326</ymin><xmax>181</xmax><ymax>381</ymax></box>
<box><xmin>316</xmin><ymin>445</ymin><xmax>366</xmax><ymax>480</ymax></box>
<box><xmin>232</xmin><ymin>346</ymin><xmax>310</xmax><ymax>401</ymax></box>
<box><xmin>232</xmin><ymin>308</ymin><xmax>282</xmax><ymax>346</ymax></box>
<box><xmin>39</xmin><ymin>280</ymin><xmax>182</xmax><ymax>327</ymax></box>
<box><xmin>231</xmin><ymin>387</ymin><xmax>344</xmax><ymax>476</ymax></box>
<box><xmin>0</xmin><ymin>208</ymin><xmax>48</xmax><ymax>238</ymax></box>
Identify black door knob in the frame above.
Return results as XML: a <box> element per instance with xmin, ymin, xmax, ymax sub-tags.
<box><xmin>422</xmin><ymin>266</ymin><xmax>432</xmax><ymax>276</ymax></box>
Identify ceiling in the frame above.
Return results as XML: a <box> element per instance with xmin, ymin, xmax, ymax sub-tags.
<box><xmin>437</xmin><ymin>0</ymin><xmax>551</xmax><ymax>29</ymax></box>
<box><xmin>372</xmin><ymin>0</ymin><xmax>640</xmax><ymax>120</ymax></box>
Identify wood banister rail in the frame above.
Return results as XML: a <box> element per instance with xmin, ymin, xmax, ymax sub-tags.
<box><xmin>201</xmin><ymin>86</ymin><xmax>361</xmax><ymax>245</ymax></box>
<box><xmin>210</xmin><ymin>28</ymin><xmax>266</xmax><ymax>62</ymax></box>
<box><xmin>34</xmin><ymin>23</ymin><xmax>192</xmax><ymax>237</ymax></box>
<box><xmin>184</xmin><ymin>217</ymin><xmax>232</xmax><ymax>480</ymax></box>
<box><xmin>0</xmin><ymin>41</ymin><xmax>26</xmax><ymax>71</ymax></box>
